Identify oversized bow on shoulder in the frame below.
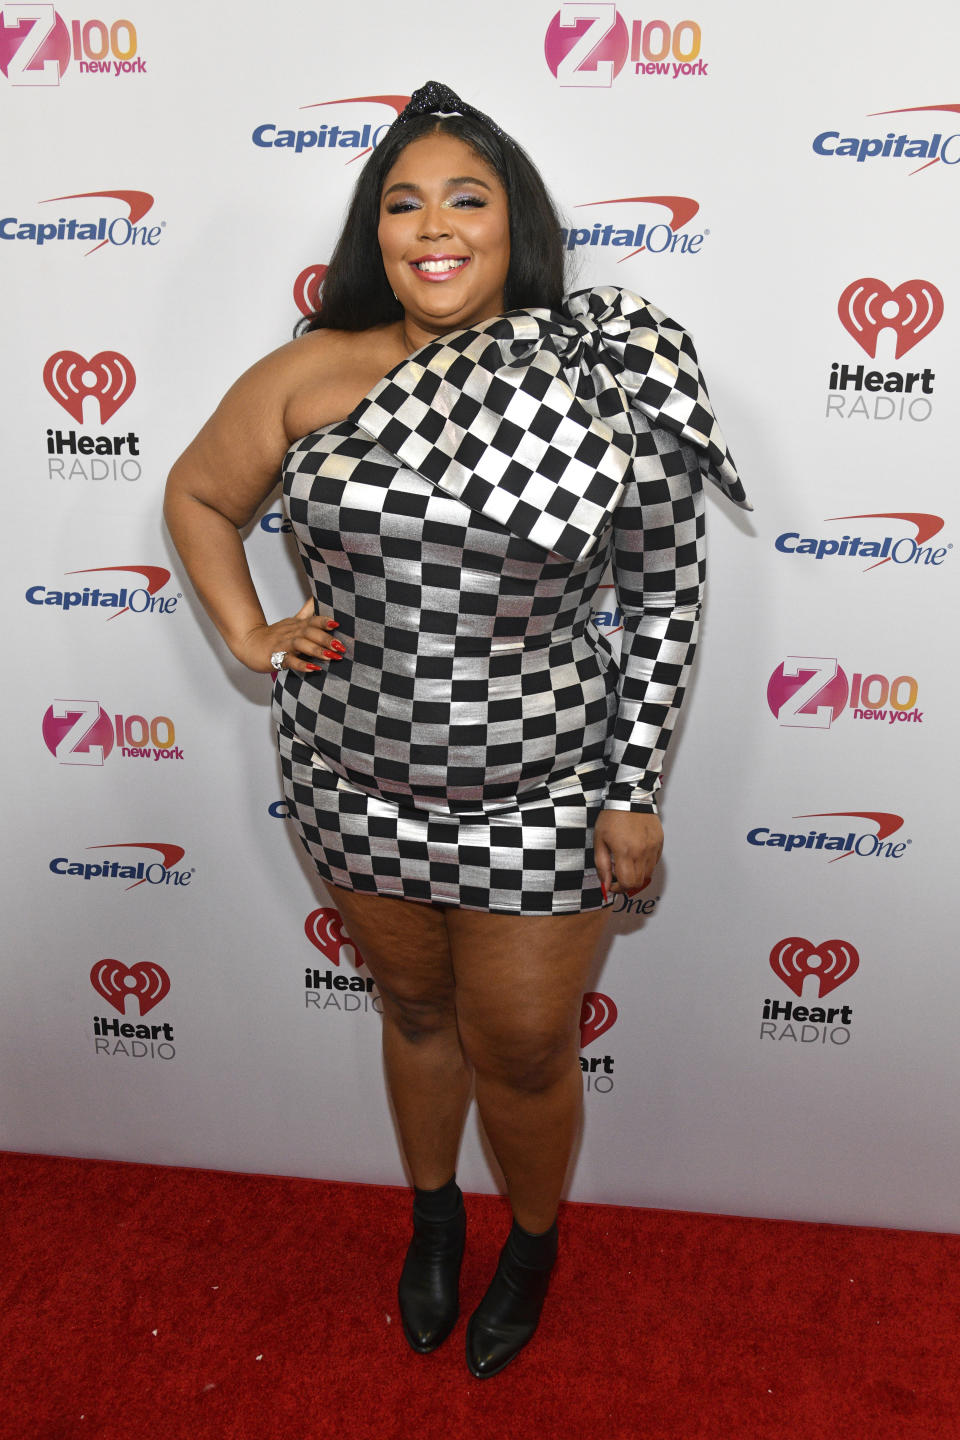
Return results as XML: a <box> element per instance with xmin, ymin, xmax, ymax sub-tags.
<box><xmin>352</xmin><ymin>286</ymin><xmax>749</xmax><ymax>562</ymax></box>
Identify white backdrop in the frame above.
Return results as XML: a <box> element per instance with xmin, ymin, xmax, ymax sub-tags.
<box><xmin>2</xmin><ymin>0</ymin><xmax>957</xmax><ymax>1232</ymax></box>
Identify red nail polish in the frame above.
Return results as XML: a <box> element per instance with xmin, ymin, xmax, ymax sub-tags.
<box><xmin>327</xmin><ymin>621</ymin><xmax>339</xmax><ymax>629</ymax></box>
<box><xmin>305</xmin><ymin>664</ymin><xmax>322</xmax><ymax>671</ymax></box>
<box><xmin>600</xmin><ymin>880</ymin><xmax>608</xmax><ymax>902</ymax></box>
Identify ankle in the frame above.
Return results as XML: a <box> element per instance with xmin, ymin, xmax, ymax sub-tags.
<box><xmin>413</xmin><ymin>1175</ymin><xmax>462</xmax><ymax>1223</ymax></box>
<box><xmin>506</xmin><ymin>1217</ymin><xmax>558</xmax><ymax>1270</ymax></box>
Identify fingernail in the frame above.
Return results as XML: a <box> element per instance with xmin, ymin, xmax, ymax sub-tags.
<box><xmin>600</xmin><ymin>880</ymin><xmax>608</xmax><ymax>902</ymax></box>
<box><xmin>305</xmin><ymin>663</ymin><xmax>322</xmax><ymax>671</ymax></box>
<box><xmin>327</xmin><ymin>621</ymin><xmax>340</xmax><ymax>629</ymax></box>
<box><xmin>330</xmin><ymin>641</ymin><xmax>345</xmax><ymax>652</ymax></box>
<box><xmin>321</xmin><ymin>649</ymin><xmax>336</xmax><ymax>659</ymax></box>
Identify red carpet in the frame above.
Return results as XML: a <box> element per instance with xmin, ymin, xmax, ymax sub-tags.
<box><xmin>2</xmin><ymin>1151</ymin><xmax>958</xmax><ymax>1440</ymax></box>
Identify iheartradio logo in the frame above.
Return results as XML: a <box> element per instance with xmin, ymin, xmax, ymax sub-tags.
<box><xmin>293</xmin><ymin>263</ymin><xmax>327</xmax><ymax>318</ymax></box>
<box><xmin>838</xmin><ymin>279</ymin><xmax>943</xmax><ymax>360</ymax></box>
<box><xmin>90</xmin><ymin>959</ymin><xmax>170</xmax><ymax>1015</ymax></box>
<box><xmin>304</xmin><ymin>907</ymin><xmax>365</xmax><ymax>969</ymax></box>
<box><xmin>769</xmin><ymin>938</ymin><xmax>859</xmax><ymax>999</ymax></box>
<box><xmin>579</xmin><ymin>991</ymin><xmax>617</xmax><ymax>1048</ymax></box>
<box><xmin>43</xmin><ymin>350</ymin><xmax>135</xmax><ymax>423</ymax></box>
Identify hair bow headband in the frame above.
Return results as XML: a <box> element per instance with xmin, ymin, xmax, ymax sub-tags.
<box><xmin>394</xmin><ymin>81</ymin><xmax>512</xmax><ymax>144</ymax></box>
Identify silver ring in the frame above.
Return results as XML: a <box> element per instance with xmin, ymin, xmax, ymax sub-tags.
<box><xmin>270</xmin><ymin>650</ymin><xmax>287</xmax><ymax>670</ymax></box>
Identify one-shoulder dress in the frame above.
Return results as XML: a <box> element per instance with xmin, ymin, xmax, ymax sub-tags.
<box><xmin>273</xmin><ymin>287</ymin><xmax>748</xmax><ymax>915</ymax></box>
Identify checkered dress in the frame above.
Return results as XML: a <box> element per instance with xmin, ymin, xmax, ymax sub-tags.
<box><xmin>273</xmin><ymin>287</ymin><xmax>747</xmax><ymax>914</ymax></box>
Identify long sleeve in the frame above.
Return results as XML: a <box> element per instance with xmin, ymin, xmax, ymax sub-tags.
<box><xmin>602</xmin><ymin>428</ymin><xmax>706</xmax><ymax>813</ymax></box>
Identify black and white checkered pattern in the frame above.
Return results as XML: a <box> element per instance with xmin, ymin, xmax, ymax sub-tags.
<box><xmin>353</xmin><ymin>285</ymin><xmax>747</xmax><ymax>564</ymax></box>
<box><xmin>273</xmin><ymin>287</ymin><xmax>743</xmax><ymax>915</ymax></box>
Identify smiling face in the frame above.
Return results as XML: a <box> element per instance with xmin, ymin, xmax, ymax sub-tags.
<box><xmin>378</xmin><ymin>131</ymin><xmax>511</xmax><ymax>344</ymax></box>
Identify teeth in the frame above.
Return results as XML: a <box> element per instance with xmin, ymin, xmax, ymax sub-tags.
<box><xmin>415</xmin><ymin>258</ymin><xmax>467</xmax><ymax>273</ymax></box>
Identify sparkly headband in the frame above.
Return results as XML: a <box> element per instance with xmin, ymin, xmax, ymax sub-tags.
<box><xmin>393</xmin><ymin>80</ymin><xmax>512</xmax><ymax>145</ymax></box>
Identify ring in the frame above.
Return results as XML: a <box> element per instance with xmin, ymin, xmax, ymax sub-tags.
<box><xmin>270</xmin><ymin>650</ymin><xmax>287</xmax><ymax>670</ymax></box>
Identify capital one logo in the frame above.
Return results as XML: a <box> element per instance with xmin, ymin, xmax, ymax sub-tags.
<box><xmin>838</xmin><ymin>278</ymin><xmax>943</xmax><ymax>359</ymax></box>
<box><xmin>0</xmin><ymin>5</ymin><xmax>142</xmax><ymax>85</ymax></box>
<box><xmin>812</xmin><ymin>103</ymin><xmax>960</xmax><ymax>176</ymax></box>
<box><xmin>544</xmin><ymin>5</ymin><xmax>703</xmax><ymax>87</ymax></box>
<box><xmin>44</xmin><ymin>350</ymin><xmax>134</xmax><ymax>422</ymax></box>
<box><xmin>769</xmin><ymin>938</ymin><xmax>859</xmax><ymax>999</ymax></box>
<box><xmin>580</xmin><ymin>991</ymin><xmax>617</xmax><ymax>1047</ymax></box>
<box><xmin>4</xmin><ymin>190</ymin><xmax>160</xmax><ymax>255</ymax></box>
<box><xmin>563</xmin><ymin>195</ymin><xmax>704</xmax><ymax>261</ymax></box>
<box><xmin>26</xmin><ymin>565</ymin><xmax>174</xmax><ymax>619</ymax></box>
<box><xmin>252</xmin><ymin>94</ymin><xmax>409</xmax><ymax>162</ymax></box>
<box><xmin>774</xmin><ymin>513</ymin><xmax>948</xmax><ymax>572</ymax></box>
<box><xmin>90</xmin><ymin>957</ymin><xmax>170</xmax><ymax>1015</ymax></box>
<box><xmin>304</xmin><ymin>907</ymin><xmax>366</xmax><ymax>969</ymax></box>
<box><xmin>293</xmin><ymin>263</ymin><xmax>327</xmax><ymax>318</ymax></box>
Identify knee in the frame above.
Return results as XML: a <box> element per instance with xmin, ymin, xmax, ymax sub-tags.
<box><xmin>378</xmin><ymin>986</ymin><xmax>458</xmax><ymax>1045</ymax></box>
<box><xmin>468</xmin><ymin>1025</ymin><xmax>578</xmax><ymax>1095</ymax></box>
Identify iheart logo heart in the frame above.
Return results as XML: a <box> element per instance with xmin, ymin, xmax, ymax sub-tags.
<box><xmin>580</xmin><ymin>991</ymin><xmax>618</xmax><ymax>1048</ymax></box>
<box><xmin>837</xmin><ymin>278</ymin><xmax>943</xmax><ymax>359</ymax></box>
<box><xmin>769</xmin><ymin>938</ymin><xmax>859</xmax><ymax>999</ymax></box>
<box><xmin>43</xmin><ymin>350</ymin><xmax>136</xmax><ymax>423</ymax></box>
<box><xmin>90</xmin><ymin>959</ymin><xmax>170</xmax><ymax>1015</ymax></box>
<box><xmin>304</xmin><ymin>907</ymin><xmax>365</xmax><ymax>969</ymax></box>
<box><xmin>293</xmin><ymin>263</ymin><xmax>327</xmax><ymax>318</ymax></box>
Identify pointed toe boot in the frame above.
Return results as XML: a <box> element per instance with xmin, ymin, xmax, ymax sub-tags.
<box><xmin>466</xmin><ymin>1225</ymin><xmax>556</xmax><ymax>1378</ymax></box>
<box><xmin>398</xmin><ymin>1199</ymin><xmax>466</xmax><ymax>1353</ymax></box>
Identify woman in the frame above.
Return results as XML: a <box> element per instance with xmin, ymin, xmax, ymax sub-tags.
<box><xmin>164</xmin><ymin>82</ymin><xmax>748</xmax><ymax>1378</ymax></box>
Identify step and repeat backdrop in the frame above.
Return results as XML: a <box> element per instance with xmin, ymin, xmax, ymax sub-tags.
<box><xmin>2</xmin><ymin>1</ymin><xmax>957</xmax><ymax>1231</ymax></box>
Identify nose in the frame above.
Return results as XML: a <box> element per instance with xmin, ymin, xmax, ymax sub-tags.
<box><xmin>417</xmin><ymin>201</ymin><xmax>451</xmax><ymax>241</ymax></box>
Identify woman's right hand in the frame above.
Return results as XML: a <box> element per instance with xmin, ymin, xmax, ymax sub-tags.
<box><xmin>234</xmin><ymin>598</ymin><xmax>345</xmax><ymax>674</ymax></box>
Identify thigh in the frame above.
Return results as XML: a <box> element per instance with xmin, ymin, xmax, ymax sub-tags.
<box><xmin>446</xmin><ymin>908</ymin><xmax>608</xmax><ymax>1060</ymax></box>
<box><xmin>324</xmin><ymin>885</ymin><xmax>455</xmax><ymax>1007</ymax></box>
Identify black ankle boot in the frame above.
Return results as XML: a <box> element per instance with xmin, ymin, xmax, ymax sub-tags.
<box><xmin>465</xmin><ymin>1220</ymin><xmax>558</xmax><ymax>1378</ymax></box>
<box><xmin>398</xmin><ymin>1185</ymin><xmax>466</xmax><ymax>1353</ymax></box>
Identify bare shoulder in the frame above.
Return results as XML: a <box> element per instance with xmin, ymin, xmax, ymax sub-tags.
<box><xmin>282</xmin><ymin>324</ymin><xmax>409</xmax><ymax>442</ymax></box>
<box><xmin>166</xmin><ymin>324</ymin><xmax>408</xmax><ymax>529</ymax></box>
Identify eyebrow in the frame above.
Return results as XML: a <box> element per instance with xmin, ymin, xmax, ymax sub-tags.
<box><xmin>382</xmin><ymin>175</ymin><xmax>494</xmax><ymax>198</ymax></box>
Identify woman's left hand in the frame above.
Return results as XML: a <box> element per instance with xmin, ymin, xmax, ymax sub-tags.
<box><xmin>593</xmin><ymin>809</ymin><xmax>663</xmax><ymax>897</ymax></box>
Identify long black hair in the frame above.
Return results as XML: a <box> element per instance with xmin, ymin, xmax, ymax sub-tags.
<box><xmin>296</xmin><ymin>110</ymin><xmax>565</xmax><ymax>334</ymax></box>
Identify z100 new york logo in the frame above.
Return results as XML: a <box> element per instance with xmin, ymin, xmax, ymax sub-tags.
<box><xmin>0</xmin><ymin>4</ymin><xmax>146</xmax><ymax>83</ymax></box>
<box><xmin>767</xmin><ymin>658</ymin><xmax>922</xmax><ymax>730</ymax></box>
<box><xmin>544</xmin><ymin>5</ymin><xmax>707</xmax><ymax>86</ymax></box>
<box><xmin>42</xmin><ymin>700</ymin><xmax>183</xmax><ymax>764</ymax></box>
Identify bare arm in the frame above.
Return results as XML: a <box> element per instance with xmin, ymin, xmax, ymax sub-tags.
<box><xmin>163</xmin><ymin>339</ymin><xmax>341</xmax><ymax>673</ymax></box>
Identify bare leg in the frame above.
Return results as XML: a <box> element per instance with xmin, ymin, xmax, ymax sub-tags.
<box><xmin>447</xmin><ymin>908</ymin><xmax>607</xmax><ymax>1232</ymax></box>
<box><xmin>325</xmin><ymin>887</ymin><xmax>472</xmax><ymax>1189</ymax></box>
